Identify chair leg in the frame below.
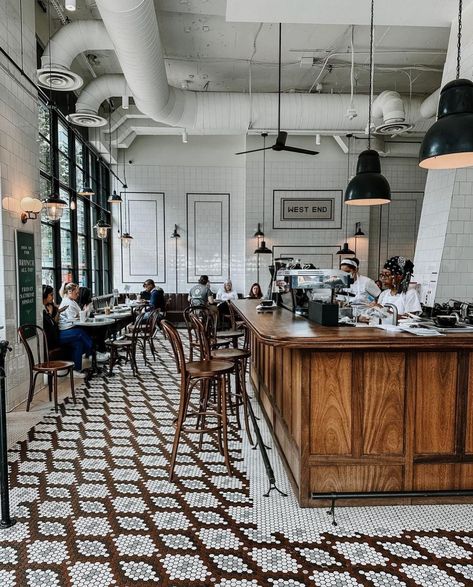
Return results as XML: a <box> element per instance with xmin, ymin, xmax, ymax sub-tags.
<box><xmin>238</xmin><ymin>360</ymin><xmax>254</xmax><ymax>446</ymax></box>
<box><xmin>219</xmin><ymin>373</ymin><xmax>232</xmax><ymax>477</ymax></box>
<box><xmin>53</xmin><ymin>372</ymin><xmax>59</xmax><ymax>413</ymax></box>
<box><xmin>108</xmin><ymin>345</ymin><xmax>116</xmax><ymax>376</ymax></box>
<box><xmin>169</xmin><ymin>378</ymin><xmax>190</xmax><ymax>481</ymax></box>
<box><xmin>47</xmin><ymin>374</ymin><xmax>53</xmax><ymax>401</ymax></box>
<box><xmin>69</xmin><ymin>368</ymin><xmax>76</xmax><ymax>404</ymax></box>
<box><xmin>26</xmin><ymin>372</ymin><xmax>39</xmax><ymax>412</ymax></box>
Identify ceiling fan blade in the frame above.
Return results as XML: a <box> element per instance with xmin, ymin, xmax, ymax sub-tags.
<box><xmin>281</xmin><ymin>145</ymin><xmax>319</xmax><ymax>155</ymax></box>
<box><xmin>235</xmin><ymin>146</ymin><xmax>273</xmax><ymax>155</ymax></box>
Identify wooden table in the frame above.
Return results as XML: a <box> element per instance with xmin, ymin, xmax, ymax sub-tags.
<box><xmin>234</xmin><ymin>299</ymin><xmax>473</xmax><ymax>507</ymax></box>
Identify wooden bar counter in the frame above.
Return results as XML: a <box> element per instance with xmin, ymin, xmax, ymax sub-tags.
<box><xmin>233</xmin><ymin>299</ymin><xmax>473</xmax><ymax>507</ymax></box>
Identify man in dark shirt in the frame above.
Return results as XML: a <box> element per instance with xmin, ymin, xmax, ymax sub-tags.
<box><xmin>143</xmin><ymin>279</ymin><xmax>165</xmax><ymax>311</ymax></box>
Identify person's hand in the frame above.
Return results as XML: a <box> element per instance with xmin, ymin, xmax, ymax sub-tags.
<box><xmin>368</xmin><ymin>301</ymin><xmax>381</xmax><ymax>308</ymax></box>
<box><xmin>58</xmin><ymin>306</ymin><xmax>68</xmax><ymax>314</ymax></box>
<box><xmin>358</xmin><ymin>315</ymin><xmax>370</xmax><ymax>323</ymax></box>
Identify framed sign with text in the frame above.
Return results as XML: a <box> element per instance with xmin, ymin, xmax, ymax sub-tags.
<box><xmin>273</xmin><ymin>189</ymin><xmax>342</xmax><ymax>229</ymax></box>
<box><xmin>16</xmin><ymin>230</ymin><xmax>36</xmax><ymax>331</ymax></box>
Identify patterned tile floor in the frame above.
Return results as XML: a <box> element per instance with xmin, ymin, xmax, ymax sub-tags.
<box><xmin>1</xmin><ymin>335</ymin><xmax>473</xmax><ymax>586</ymax></box>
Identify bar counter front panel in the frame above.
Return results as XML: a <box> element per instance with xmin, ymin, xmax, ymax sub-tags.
<box><xmin>233</xmin><ymin>299</ymin><xmax>473</xmax><ymax>507</ymax></box>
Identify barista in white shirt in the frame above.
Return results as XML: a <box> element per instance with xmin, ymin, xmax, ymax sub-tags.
<box><xmin>371</xmin><ymin>256</ymin><xmax>421</xmax><ymax>316</ymax></box>
<box><xmin>340</xmin><ymin>258</ymin><xmax>380</xmax><ymax>305</ymax></box>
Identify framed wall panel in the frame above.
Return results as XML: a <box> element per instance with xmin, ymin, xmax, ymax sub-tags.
<box><xmin>186</xmin><ymin>193</ymin><xmax>230</xmax><ymax>284</ymax></box>
<box><xmin>272</xmin><ymin>245</ymin><xmax>338</xmax><ymax>269</ymax></box>
<box><xmin>121</xmin><ymin>192</ymin><xmax>166</xmax><ymax>284</ymax></box>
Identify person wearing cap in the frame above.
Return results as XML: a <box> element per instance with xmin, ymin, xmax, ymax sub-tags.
<box><xmin>370</xmin><ymin>256</ymin><xmax>421</xmax><ymax>316</ymax></box>
<box><xmin>339</xmin><ymin>257</ymin><xmax>381</xmax><ymax>305</ymax></box>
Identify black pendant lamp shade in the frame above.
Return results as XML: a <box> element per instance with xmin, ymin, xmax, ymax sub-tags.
<box><xmin>419</xmin><ymin>78</ymin><xmax>473</xmax><ymax>169</ymax></box>
<box><xmin>354</xmin><ymin>222</ymin><xmax>365</xmax><ymax>237</ymax></box>
<box><xmin>254</xmin><ymin>223</ymin><xmax>264</xmax><ymax>238</ymax></box>
<box><xmin>345</xmin><ymin>150</ymin><xmax>391</xmax><ymax>206</ymax></box>
<box><xmin>254</xmin><ymin>240</ymin><xmax>272</xmax><ymax>254</ymax></box>
<box><xmin>336</xmin><ymin>242</ymin><xmax>355</xmax><ymax>255</ymax></box>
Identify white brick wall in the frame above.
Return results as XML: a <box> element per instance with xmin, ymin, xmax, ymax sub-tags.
<box><xmin>0</xmin><ymin>0</ymin><xmax>40</xmax><ymax>408</ymax></box>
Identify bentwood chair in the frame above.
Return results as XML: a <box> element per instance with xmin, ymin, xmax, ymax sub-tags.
<box><xmin>160</xmin><ymin>319</ymin><xmax>234</xmax><ymax>480</ymax></box>
<box><xmin>18</xmin><ymin>325</ymin><xmax>76</xmax><ymax>413</ymax></box>
<box><xmin>125</xmin><ymin>309</ymin><xmax>162</xmax><ymax>364</ymax></box>
<box><xmin>106</xmin><ymin>311</ymin><xmax>147</xmax><ymax>376</ymax></box>
<box><xmin>190</xmin><ymin>314</ymin><xmax>254</xmax><ymax>446</ymax></box>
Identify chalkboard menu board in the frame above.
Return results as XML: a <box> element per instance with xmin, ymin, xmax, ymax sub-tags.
<box><xmin>16</xmin><ymin>231</ymin><xmax>36</xmax><ymax>329</ymax></box>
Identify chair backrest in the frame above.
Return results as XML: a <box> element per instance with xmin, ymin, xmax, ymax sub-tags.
<box><xmin>129</xmin><ymin>311</ymin><xmax>148</xmax><ymax>346</ymax></box>
<box><xmin>160</xmin><ymin>320</ymin><xmax>186</xmax><ymax>383</ymax></box>
<box><xmin>189</xmin><ymin>313</ymin><xmax>212</xmax><ymax>360</ymax></box>
<box><xmin>18</xmin><ymin>325</ymin><xmax>48</xmax><ymax>369</ymax></box>
<box><xmin>184</xmin><ymin>305</ymin><xmax>215</xmax><ymax>346</ymax></box>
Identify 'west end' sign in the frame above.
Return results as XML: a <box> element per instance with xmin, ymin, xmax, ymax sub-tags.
<box><xmin>281</xmin><ymin>198</ymin><xmax>334</xmax><ymax>221</ymax></box>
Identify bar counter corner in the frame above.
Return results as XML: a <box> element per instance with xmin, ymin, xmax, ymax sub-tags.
<box><xmin>233</xmin><ymin>299</ymin><xmax>473</xmax><ymax>507</ymax></box>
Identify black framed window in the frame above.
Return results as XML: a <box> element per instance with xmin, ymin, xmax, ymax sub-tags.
<box><xmin>39</xmin><ymin>98</ymin><xmax>112</xmax><ymax>296</ymax></box>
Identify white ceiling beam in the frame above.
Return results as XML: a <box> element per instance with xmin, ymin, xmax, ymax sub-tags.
<box><xmin>226</xmin><ymin>0</ymin><xmax>472</xmax><ymax>27</ymax></box>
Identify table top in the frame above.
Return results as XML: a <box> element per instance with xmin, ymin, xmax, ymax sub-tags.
<box><xmin>233</xmin><ymin>299</ymin><xmax>473</xmax><ymax>350</ymax></box>
<box><xmin>74</xmin><ymin>317</ymin><xmax>116</xmax><ymax>328</ymax></box>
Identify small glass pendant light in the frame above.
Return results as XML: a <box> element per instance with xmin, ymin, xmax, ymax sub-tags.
<box><xmin>94</xmin><ymin>216</ymin><xmax>111</xmax><ymax>239</ymax></box>
<box><xmin>42</xmin><ymin>194</ymin><xmax>68</xmax><ymax>222</ymax></box>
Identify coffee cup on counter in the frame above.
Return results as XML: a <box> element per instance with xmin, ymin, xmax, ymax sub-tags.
<box><xmin>434</xmin><ymin>314</ymin><xmax>458</xmax><ymax>327</ymax></box>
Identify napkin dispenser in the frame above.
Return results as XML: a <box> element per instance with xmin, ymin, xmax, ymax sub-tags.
<box><xmin>308</xmin><ymin>301</ymin><xmax>339</xmax><ymax>326</ymax></box>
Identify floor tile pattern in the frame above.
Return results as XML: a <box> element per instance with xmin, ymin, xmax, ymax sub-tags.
<box><xmin>1</xmin><ymin>335</ymin><xmax>473</xmax><ymax>585</ymax></box>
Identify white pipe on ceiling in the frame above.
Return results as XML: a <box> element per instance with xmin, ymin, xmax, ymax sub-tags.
<box><xmin>75</xmin><ymin>75</ymin><xmax>132</xmax><ymax>117</ymax></box>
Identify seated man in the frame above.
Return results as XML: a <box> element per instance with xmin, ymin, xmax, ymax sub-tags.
<box><xmin>142</xmin><ymin>279</ymin><xmax>165</xmax><ymax>312</ymax></box>
<box><xmin>189</xmin><ymin>275</ymin><xmax>215</xmax><ymax>307</ymax></box>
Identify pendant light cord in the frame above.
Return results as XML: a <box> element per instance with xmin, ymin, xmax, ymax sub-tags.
<box><xmin>368</xmin><ymin>0</ymin><xmax>374</xmax><ymax>150</ymax></box>
<box><xmin>457</xmin><ymin>0</ymin><xmax>463</xmax><ymax>79</ymax></box>
<box><xmin>278</xmin><ymin>23</ymin><xmax>282</xmax><ymax>134</ymax></box>
<box><xmin>345</xmin><ymin>135</ymin><xmax>351</xmax><ymax>241</ymax></box>
<box><xmin>262</xmin><ymin>133</ymin><xmax>267</xmax><ymax>232</ymax></box>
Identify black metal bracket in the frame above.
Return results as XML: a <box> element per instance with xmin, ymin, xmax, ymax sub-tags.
<box><xmin>247</xmin><ymin>398</ymin><xmax>287</xmax><ymax>499</ymax></box>
<box><xmin>312</xmin><ymin>489</ymin><xmax>473</xmax><ymax>527</ymax></box>
<box><xmin>0</xmin><ymin>340</ymin><xmax>16</xmax><ymax>529</ymax></box>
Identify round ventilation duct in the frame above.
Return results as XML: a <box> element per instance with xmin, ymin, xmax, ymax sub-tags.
<box><xmin>67</xmin><ymin>111</ymin><xmax>108</xmax><ymax>127</ymax></box>
<box><xmin>37</xmin><ymin>66</ymin><xmax>83</xmax><ymax>91</ymax></box>
<box><xmin>372</xmin><ymin>90</ymin><xmax>413</xmax><ymax>135</ymax></box>
<box><xmin>375</xmin><ymin>120</ymin><xmax>413</xmax><ymax>135</ymax></box>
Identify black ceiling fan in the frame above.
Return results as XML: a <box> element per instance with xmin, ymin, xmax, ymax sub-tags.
<box><xmin>236</xmin><ymin>23</ymin><xmax>319</xmax><ymax>157</ymax></box>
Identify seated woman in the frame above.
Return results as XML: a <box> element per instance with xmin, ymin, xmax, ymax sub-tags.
<box><xmin>216</xmin><ymin>280</ymin><xmax>238</xmax><ymax>302</ymax></box>
<box><xmin>59</xmin><ymin>282</ymin><xmax>109</xmax><ymax>366</ymax></box>
<box><xmin>367</xmin><ymin>256</ymin><xmax>421</xmax><ymax>319</ymax></box>
<box><xmin>43</xmin><ymin>285</ymin><xmax>92</xmax><ymax>378</ymax></box>
<box><xmin>247</xmin><ymin>282</ymin><xmax>263</xmax><ymax>299</ymax></box>
<box><xmin>78</xmin><ymin>286</ymin><xmax>93</xmax><ymax>313</ymax></box>
<box><xmin>339</xmin><ymin>257</ymin><xmax>380</xmax><ymax>305</ymax></box>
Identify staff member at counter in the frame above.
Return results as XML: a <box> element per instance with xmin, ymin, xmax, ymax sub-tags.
<box><xmin>340</xmin><ymin>257</ymin><xmax>381</xmax><ymax>304</ymax></box>
<box><xmin>370</xmin><ymin>256</ymin><xmax>422</xmax><ymax>316</ymax></box>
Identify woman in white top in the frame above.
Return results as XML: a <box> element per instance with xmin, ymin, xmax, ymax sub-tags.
<box><xmin>340</xmin><ymin>258</ymin><xmax>380</xmax><ymax>305</ymax></box>
<box><xmin>372</xmin><ymin>256</ymin><xmax>421</xmax><ymax>316</ymax></box>
<box><xmin>216</xmin><ymin>280</ymin><xmax>238</xmax><ymax>302</ymax></box>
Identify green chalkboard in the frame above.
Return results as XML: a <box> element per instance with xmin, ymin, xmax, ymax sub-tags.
<box><xmin>16</xmin><ymin>231</ymin><xmax>36</xmax><ymax>329</ymax></box>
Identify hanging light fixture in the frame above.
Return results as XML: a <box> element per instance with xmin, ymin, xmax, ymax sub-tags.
<box><xmin>42</xmin><ymin>193</ymin><xmax>68</xmax><ymax>222</ymax></box>
<box><xmin>120</xmin><ymin>164</ymin><xmax>133</xmax><ymax>247</ymax></box>
<box><xmin>108</xmin><ymin>189</ymin><xmax>123</xmax><ymax>204</ymax></box>
<box><xmin>419</xmin><ymin>1</ymin><xmax>473</xmax><ymax>169</ymax></box>
<box><xmin>254</xmin><ymin>133</ymin><xmax>272</xmax><ymax>255</ymax></box>
<box><xmin>254</xmin><ymin>223</ymin><xmax>264</xmax><ymax>238</ymax></box>
<box><xmin>345</xmin><ymin>0</ymin><xmax>391</xmax><ymax>206</ymax></box>
<box><xmin>338</xmin><ymin>135</ymin><xmax>355</xmax><ymax>255</ymax></box>
<box><xmin>94</xmin><ymin>216</ymin><xmax>111</xmax><ymax>240</ymax></box>
<box><xmin>354</xmin><ymin>222</ymin><xmax>365</xmax><ymax>237</ymax></box>
<box><xmin>77</xmin><ymin>185</ymin><xmax>95</xmax><ymax>197</ymax></box>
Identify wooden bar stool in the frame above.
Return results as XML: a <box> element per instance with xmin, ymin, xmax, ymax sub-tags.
<box><xmin>160</xmin><ymin>320</ymin><xmax>234</xmax><ymax>480</ymax></box>
<box><xmin>190</xmin><ymin>314</ymin><xmax>254</xmax><ymax>446</ymax></box>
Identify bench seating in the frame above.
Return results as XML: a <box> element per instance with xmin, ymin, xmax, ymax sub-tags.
<box><xmin>164</xmin><ymin>293</ymin><xmax>188</xmax><ymax>324</ymax></box>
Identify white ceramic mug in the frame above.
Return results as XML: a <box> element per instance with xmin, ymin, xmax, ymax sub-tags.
<box><xmin>79</xmin><ymin>310</ymin><xmax>87</xmax><ymax>322</ymax></box>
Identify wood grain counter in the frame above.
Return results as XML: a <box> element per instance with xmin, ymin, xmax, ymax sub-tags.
<box><xmin>233</xmin><ymin>299</ymin><xmax>473</xmax><ymax>507</ymax></box>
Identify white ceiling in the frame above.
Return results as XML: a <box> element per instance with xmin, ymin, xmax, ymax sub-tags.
<box><xmin>44</xmin><ymin>0</ymin><xmax>452</xmax><ymax>103</ymax></box>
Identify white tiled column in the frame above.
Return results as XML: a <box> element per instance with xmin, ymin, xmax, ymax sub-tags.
<box><xmin>414</xmin><ymin>2</ymin><xmax>473</xmax><ymax>304</ymax></box>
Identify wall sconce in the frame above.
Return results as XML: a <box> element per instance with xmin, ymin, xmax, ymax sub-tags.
<box><xmin>170</xmin><ymin>224</ymin><xmax>181</xmax><ymax>238</ymax></box>
<box><xmin>354</xmin><ymin>222</ymin><xmax>365</xmax><ymax>237</ymax></box>
<box><xmin>20</xmin><ymin>197</ymin><xmax>43</xmax><ymax>223</ymax></box>
<box><xmin>120</xmin><ymin>232</ymin><xmax>134</xmax><ymax>247</ymax></box>
<box><xmin>42</xmin><ymin>194</ymin><xmax>68</xmax><ymax>222</ymax></box>
<box><xmin>94</xmin><ymin>216</ymin><xmax>111</xmax><ymax>239</ymax></box>
<box><xmin>78</xmin><ymin>186</ymin><xmax>95</xmax><ymax>197</ymax></box>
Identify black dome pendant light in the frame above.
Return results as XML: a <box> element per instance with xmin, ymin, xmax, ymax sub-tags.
<box><xmin>419</xmin><ymin>0</ymin><xmax>473</xmax><ymax>169</ymax></box>
<box><xmin>337</xmin><ymin>135</ymin><xmax>355</xmax><ymax>255</ymax></box>
<box><xmin>344</xmin><ymin>0</ymin><xmax>391</xmax><ymax>206</ymax></box>
<box><xmin>254</xmin><ymin>133</ymin><xmax>272</xmax><ymax>255</ymax></box>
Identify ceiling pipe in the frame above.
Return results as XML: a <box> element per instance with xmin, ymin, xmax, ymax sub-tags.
<box><xmin>419</xmin><ymin>88</ymin><xmax>441</xmax><ymax>119</ymax></box>
<box><xmin>37</xmin><ymin>20</ymin><xmax>114</xmax><ymax>91</ymax></box>
<box><xmin>371</xmin><ymin>90</ymin><xmax>413</xmax><ymax>134</ymax></box>
<box><xmin>90</xmin><ymin>0</ymin><xmax>430</xmax><ymax>135</ymax></box>
<box><xmin>67</xmin><ymin>74</ymin><xmax>133</xmax><ymax>127</ymax></box>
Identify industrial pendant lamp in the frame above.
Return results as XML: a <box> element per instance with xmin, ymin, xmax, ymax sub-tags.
<box><xmin>419</xmin><ymin>0</ymin><xmax>473</xmax><ymax>169</ymax></box>
<box><xmin>338</xmin><ymin>136</ymin><xmax>356</xmax><ymax>255</ymax></box>
<box><xmin>345</xmin><ymin>0</ymin><xmax>391</xmax><ymax>206</ymax></box>
<box><xmin>42</xmin><ymin>193</ymin><xmax>68</xmax><ymax>222</ymax></box>
<box><xmin>94</xmin><ymin>216</ymin><xmax>111</xmax><ymax>240</ymax></box>
<box><xmin>254</xmin><ymin>133</ymin><xmax>272</xmax><ymax>255</ymax></box>
<box><xmin>120</xmin><ymin>175</ymin><xmax>133</xmax><ymax>247</ymax></box>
